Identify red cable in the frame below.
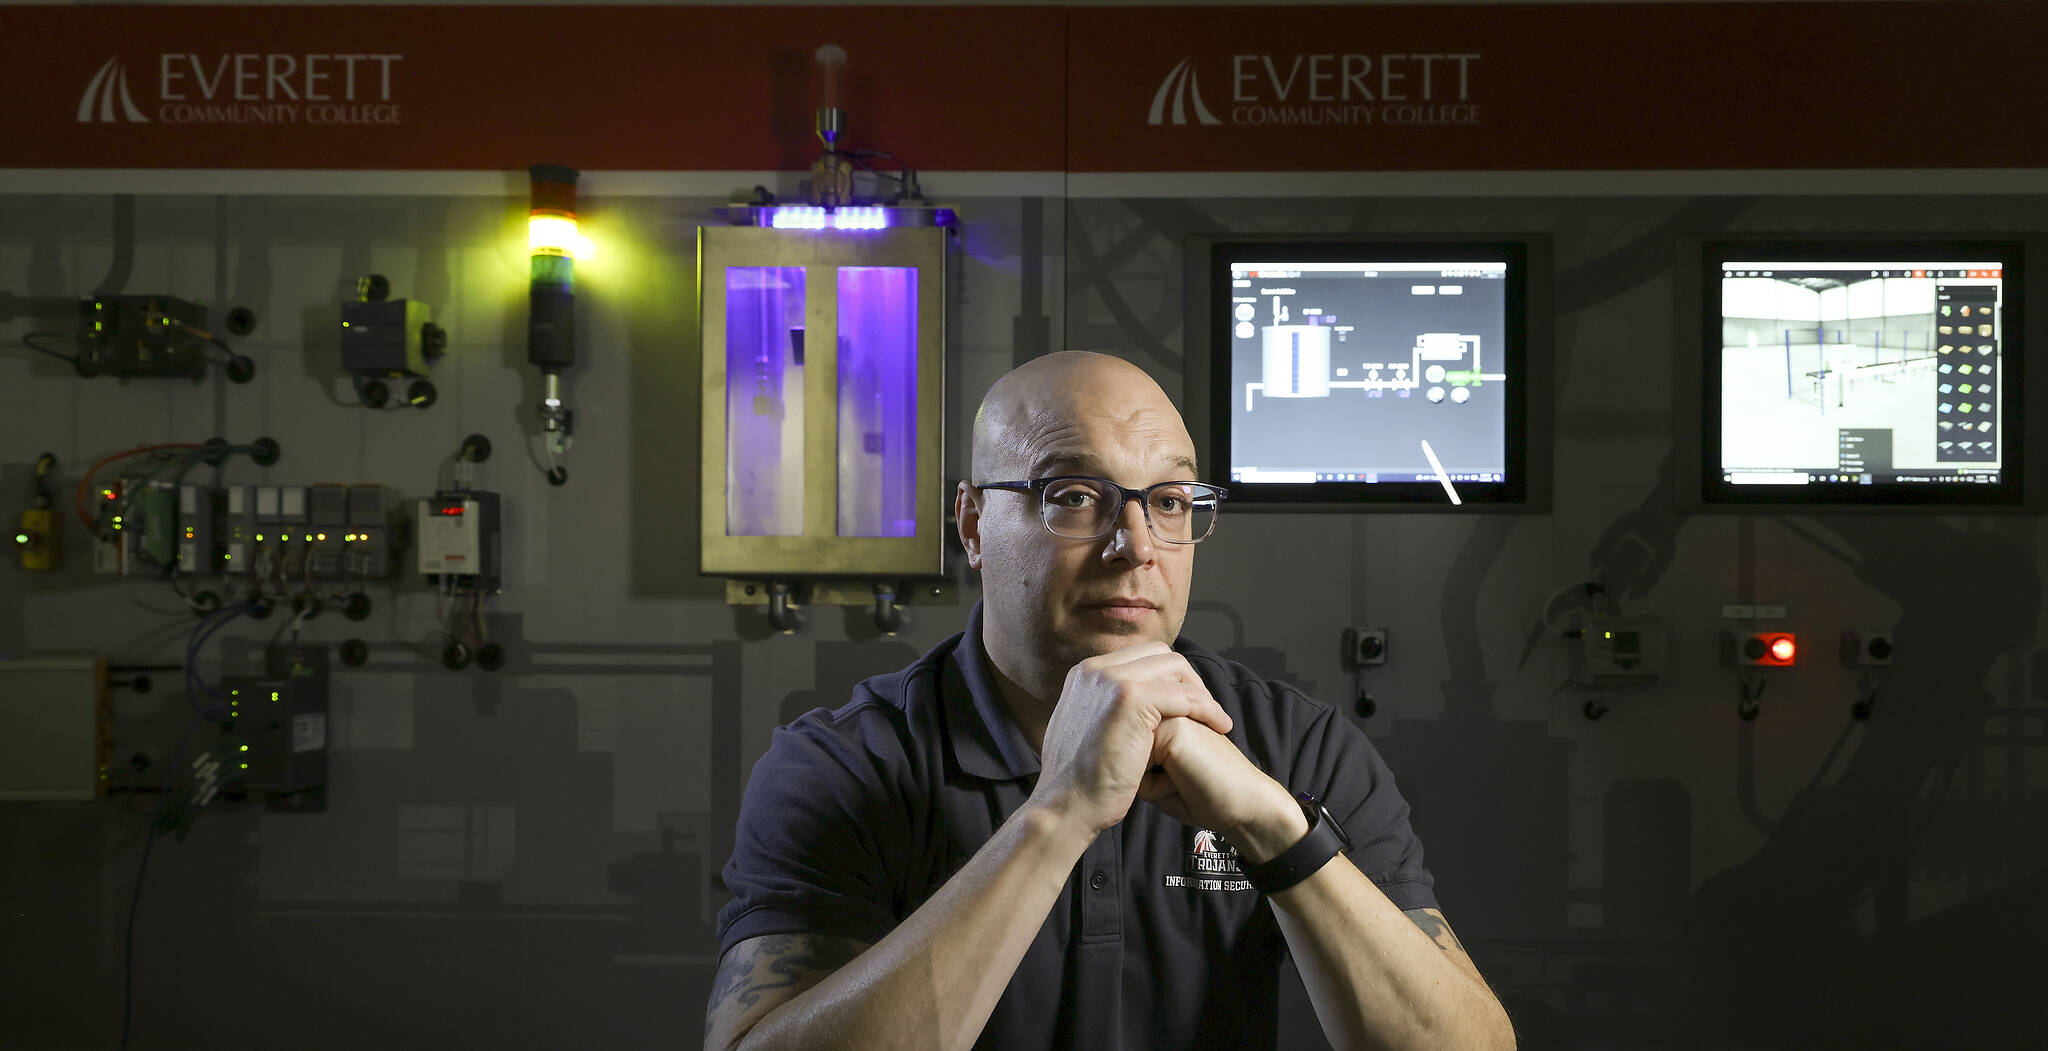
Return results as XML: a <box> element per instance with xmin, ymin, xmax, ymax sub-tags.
<box><xmin>73</xmin><ymin>443</ymin><xmax>201</xmax><ymax>529</ymax></box>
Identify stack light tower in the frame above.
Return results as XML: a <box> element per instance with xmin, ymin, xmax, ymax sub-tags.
<box><xmin>528</xmin><ymin>164</ymin><xmax>580</xmax><ymax>486</ymax></box>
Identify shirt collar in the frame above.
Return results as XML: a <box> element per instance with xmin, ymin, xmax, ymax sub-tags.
<box><xmin>943</xmin><ymin>601</ymin><xmax>1043</xmax><ymax>782</ymax></box>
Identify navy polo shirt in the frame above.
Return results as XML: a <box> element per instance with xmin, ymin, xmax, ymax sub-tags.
<box><xmin>717</xmin><ymin>603</ymin><xmax>1436</xmax><ymax>1050</ymax></box>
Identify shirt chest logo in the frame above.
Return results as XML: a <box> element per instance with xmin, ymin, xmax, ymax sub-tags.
<box><xmin>1164</xmin><ymin>828</ymin><xmax>1254</xmax><ymax>891</ymax></box>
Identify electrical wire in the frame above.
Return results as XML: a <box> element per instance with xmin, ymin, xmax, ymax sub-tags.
<box><xmin>125</xmin><ymin>600</ymin><xmax>258</xmax><ymax>1051</ymax></box>
<box><xmin>74</xmin><ymin>443</ymin><xmax>201</xmax><ymax>530</ymax></box>
<box><xmin>272</xmin><ymin>603</ymin><xmax>312</xmax><ymax>648</ymax></box>
<box><xmin>183</xmin><ymin>602</ymin><xmax>256</xmax><ymax>710</ymax></box>
<box><xmin>92</xmin><ymin>440</ymin><xmax>266</xmax><ymax>547</ymax></box>
<box><xmin>121</xmin><ymin>708</ymin><xmax>196</xmax><ymax>1051</ymax></box>
<box><xmin>18</xmin><ymin>332</ymin><xmax>81</xmax><ymax>364</ymax></box>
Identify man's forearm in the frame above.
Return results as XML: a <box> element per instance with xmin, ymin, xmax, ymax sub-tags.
<box><xmin>735</xmin><ymin>802</ymin><xmax>1093</xmax><ymax>1051</ymax></box>
<box><xmin>1269</xmin><ymin>859</ymin><xmax>1515</xmax><ymax>1050</ymax></box>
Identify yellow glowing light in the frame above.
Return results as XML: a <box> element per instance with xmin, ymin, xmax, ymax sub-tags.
<box><xmin>317</xmin><ymin>533</ymin><xmax>327</xmax><ymax>541</ymax></box>
<box><xmin>529</xmin><ymin>214</ymin><xmax>579</xmax><ymax>257</ymax></box>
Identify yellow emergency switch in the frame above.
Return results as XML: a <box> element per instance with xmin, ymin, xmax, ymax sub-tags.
<box><xmin>16</xmin><ymin>508</ymin><xmax>57</xmax><ymax>571</ymax></box>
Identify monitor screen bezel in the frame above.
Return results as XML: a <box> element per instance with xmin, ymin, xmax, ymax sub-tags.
<box><xmin>1694</xmin><ymin>236</ymin><xmax>2027</xmax><ymax>510</ymax></box>
<box><xmin>1192</xmin><ymin>236</ymin><xmax>1541</xmax><ymax>512</ymax></box>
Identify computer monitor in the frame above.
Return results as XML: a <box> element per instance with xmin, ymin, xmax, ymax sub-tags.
<box><xmin>1697</xmin><ymin>238</ymin><xmax>2027</xmax><ymax>508</ymax></box>
<box><xmin>1187</xmin><ymin>237</ymin><xmax>1542</xmax><ymax>510</ymax></box>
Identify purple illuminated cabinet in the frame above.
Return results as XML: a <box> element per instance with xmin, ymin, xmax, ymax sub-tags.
<box><xmin>699</xmin><ymin>224</ymin><xmax>950</xmax><ymax>578</ymax></box>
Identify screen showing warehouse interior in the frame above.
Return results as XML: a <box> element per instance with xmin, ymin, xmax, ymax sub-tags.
<box><xmin>1719</xmin><ymin>260</ymin><xmax>2007</xmax><ymax>487</ymax></box>
<box><xmin>1227</xmin><ymin>261</ymin><xmax>1509</xmax><ymax>485</ymax></box>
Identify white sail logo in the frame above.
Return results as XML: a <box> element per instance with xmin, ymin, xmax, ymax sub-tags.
<box><xmin>1147</xmin><ymin>58</ymin><xmax>1220</xmax><ymax>126</ymax></box>
<box><xmin>78</xmin><ymin>58</ymin><xmax>150</xmax><ymax>123</ymax></box>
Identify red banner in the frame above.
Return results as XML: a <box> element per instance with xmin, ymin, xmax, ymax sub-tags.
<box><xmin>4</xmin><ymin>5</ymin><xmax>1066</xmax><ymax>172</ymax></box>
<box><xmin>1068</xmin><ymin>1</ymin><xmax>2048</xmax><ymax>171</ymax></box>
<box><xmin>3</xmin><ymin>4</ymin><xmax>2042</xmax><ymax>173</ymax></box>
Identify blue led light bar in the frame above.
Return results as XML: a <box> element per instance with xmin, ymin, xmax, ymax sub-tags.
<box><xmin>761</xmin><ymin>205</ymin><xmax>938</xmax><ymax>231</ymax></box>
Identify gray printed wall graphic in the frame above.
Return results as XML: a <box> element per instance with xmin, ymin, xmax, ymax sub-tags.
<box><xmin>2</xmin><ymin>186</ymin><xmax>2045</xmax><ymax>1049</ymax></box>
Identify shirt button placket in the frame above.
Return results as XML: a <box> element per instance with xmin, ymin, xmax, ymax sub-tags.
<box><xmin>1072</xmin><ymin>828</ymin><xmax>1124</xmax><ymax>1048</ymax></box>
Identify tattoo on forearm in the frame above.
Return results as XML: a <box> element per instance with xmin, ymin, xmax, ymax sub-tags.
<box><xmin>705</xmin><ymin>933</ymin><xmax>864</xmax><ymax>1037</ymax></box>
<box><xmin>1403</xmin><ymin>908</ymin><xmax>1464</xmax><ymax>952</ymax></box>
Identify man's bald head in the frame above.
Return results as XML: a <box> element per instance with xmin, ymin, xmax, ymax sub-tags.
<box><xmin>970</xmin><ymin>351</ymin><xmax>1192</xmax><ymax>481</ymax></box>
<box><xmin>960</xmin><ymin>350</ymin><xmax>1203</xmax><ymax>700</ymax></box>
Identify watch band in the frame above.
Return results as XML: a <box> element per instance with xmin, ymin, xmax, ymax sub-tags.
<box><xmin>1240</xmin><ymin>794</ymin><xmax>1352</xmax><ymax>895</ymax></box>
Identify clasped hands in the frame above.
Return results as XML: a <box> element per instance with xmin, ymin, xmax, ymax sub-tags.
<box><xmin>1031</xmin><ymin>641</ymin><xmax>1308</xmax><ymax>863</ymax></box>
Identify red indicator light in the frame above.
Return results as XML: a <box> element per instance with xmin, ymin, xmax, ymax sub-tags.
<box><xmin>1734</xmin><ymin>631</ymin><xmax>1798</xmax><ymax>667</ymax></box>
<box><xmin>437</xmin><ymin>505</ymin><xmax>465</xmax><ymax>516</ymax></box>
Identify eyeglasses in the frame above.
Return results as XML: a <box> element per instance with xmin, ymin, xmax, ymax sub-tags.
<box><xmin>976</xmin><ymin>476</ymin><xmax>1228</xmax><ymax>544</ymax></box>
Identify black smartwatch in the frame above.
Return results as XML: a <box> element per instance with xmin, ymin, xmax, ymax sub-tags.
<box><xmin>1240</xmin><ymin>793</ymin><xmax>1352</xmax><ymax>895</ymax></box>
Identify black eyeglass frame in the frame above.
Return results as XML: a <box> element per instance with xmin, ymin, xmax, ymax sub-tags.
<box><xmin>974</xmin><ymin>475</ymin><xmax>1230</xmax><ymax>544</ymax></box>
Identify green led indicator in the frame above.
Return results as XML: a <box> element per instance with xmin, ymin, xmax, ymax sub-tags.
<box><xmin>239</xmin><ymin>744</ymin><xmax>249</xmax><ymax>752</ymax></box>
<box><xmin>270</xmin><ymin>691</ymin><xmax>280</xmax><ymax>702</ymax></box>
<box><xmin>239</xmin><ymin>763</ymin><xmax>248</xmax><ymax>770</ymax></box>
<box><xmin>12</xmin><ymin>533</ymin><xmax>26</xmax><ymax>545</ymax></box>
<box><xmin>94</xmin><ymin>302</ymin><xmax>103</xmax><ymax>311</ymax></box>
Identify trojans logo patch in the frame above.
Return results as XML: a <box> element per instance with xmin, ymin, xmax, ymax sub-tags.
<box><xmin>1163</xmin><ymin>827</ymin><xmax>1253</xmax><ymax>891</ymax></box>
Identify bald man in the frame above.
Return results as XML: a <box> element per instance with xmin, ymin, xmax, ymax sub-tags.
<box><xmin>706</xmin><ymin>352</ymin><xmax>1513</xmax><ymax>1051</ymax></box>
